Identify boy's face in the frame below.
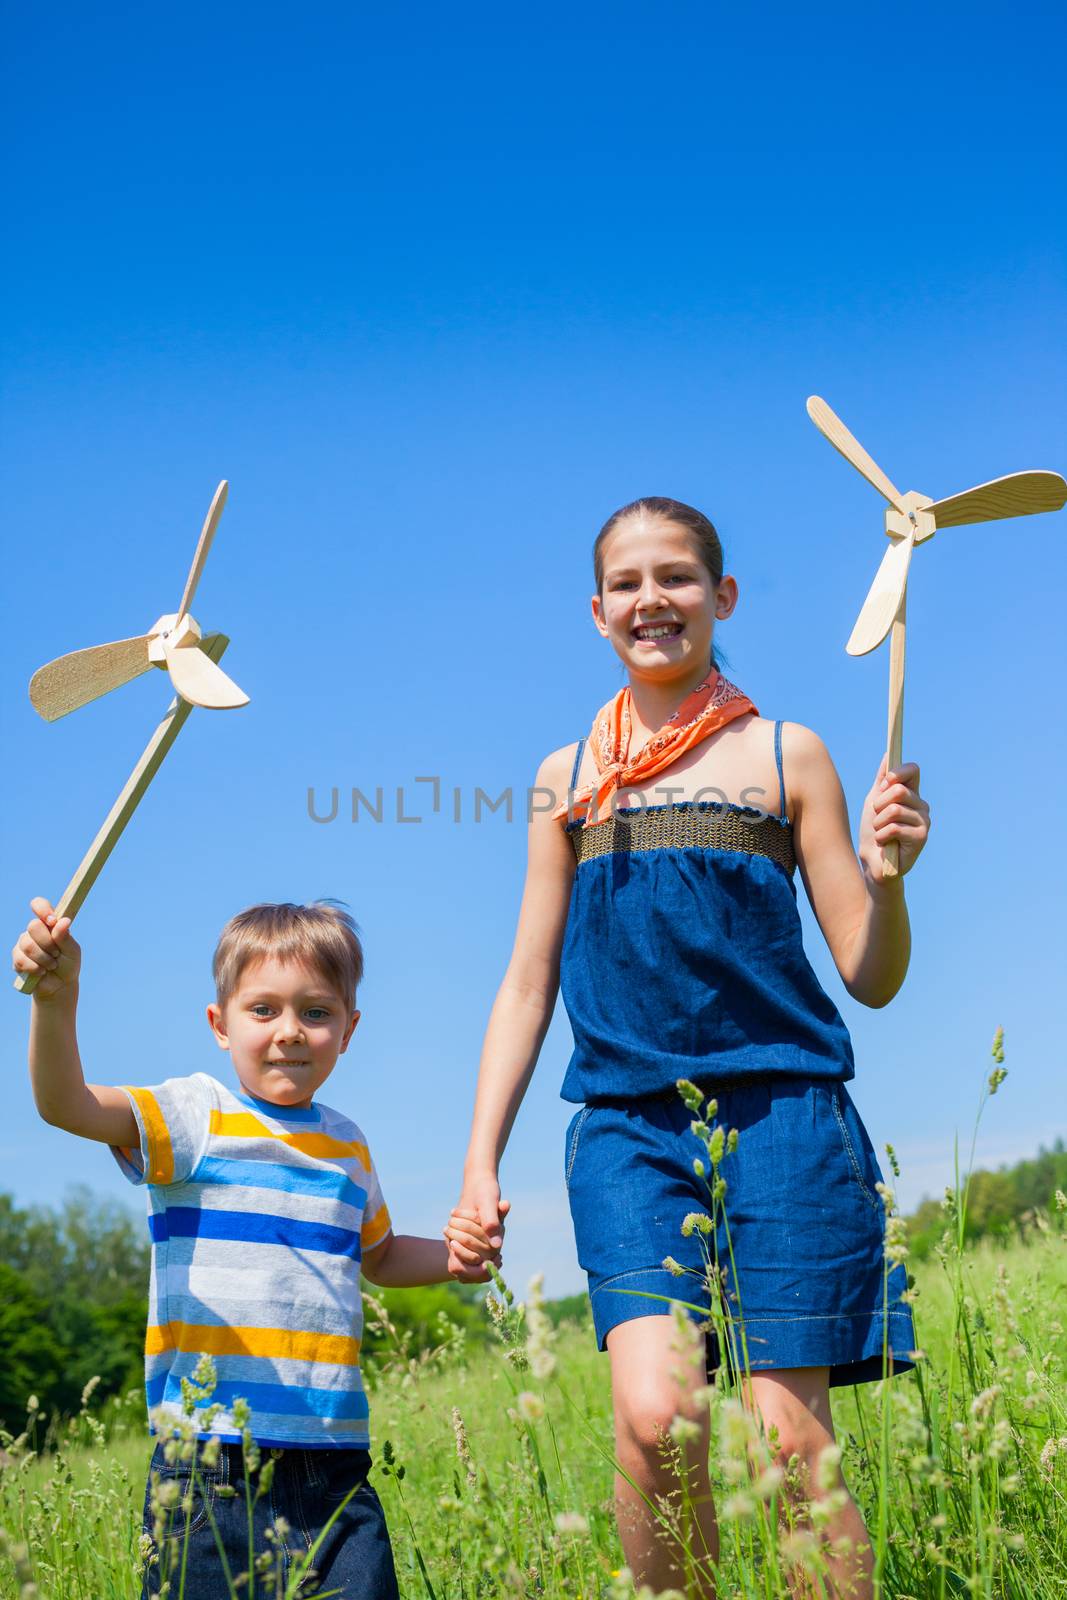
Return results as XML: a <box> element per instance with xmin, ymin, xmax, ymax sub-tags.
<box><xmin>206</xmin><ymin>956</ymin><xmax>360</xmax><ymax>1109</ymax></box>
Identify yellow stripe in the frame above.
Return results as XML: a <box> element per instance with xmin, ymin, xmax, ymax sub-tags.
<box><xmin>145</xmin><ymin>1322</ymin><xmax>360</xmax><ymax>1366</ymax></box>
<box><xmin>125</xmin><ymin>1087</ymin><xmax>174</xmax><ymax>1184</ymax></box>
<box><xmin>208</xmin><ymin>1109</ymin><xmax>369</xmax><ymax>1165</ymax></box>
<box><xmin>361</xmin><ymin>1203</ymin><xmax>392</xmax><ymax>1249</ymax></box>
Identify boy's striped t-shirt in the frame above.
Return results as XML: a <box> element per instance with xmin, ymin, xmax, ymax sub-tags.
<box><xmin>111</xmin><ymin>1072</ymin><xmax>391</xmax><ymax>1449</ymax></box>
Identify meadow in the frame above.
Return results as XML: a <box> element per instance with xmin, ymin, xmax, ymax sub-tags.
<box><xmin>1</xmin><ymin>1070</ymin><xmax>1065</xmax><ymax>1600</ymax></box>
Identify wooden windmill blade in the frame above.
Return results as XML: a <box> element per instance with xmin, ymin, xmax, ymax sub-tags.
<box><xmin>164</xmin><ymin>637</ymin><xmax>249</xmax><ymax>708</ymax></box>
<box><xmin>925</xmin><ymin>470</ymin><xmax>1067</xmax><ymax>527</ymax></box>
<box><xmin>846</xmin><ymin>534</ymin><xmax>916</xmax><ymax>657</ymax></box>
<box><xmin>176</xmin><ymin>480</ymin><xmax>228</xmax><ymax>622</ymax></box>
<box><xmin>30</xmin><ymin>634</ymin><xmax>154</xmax><ymax>721</ymax></box>
<box><xmin>806</xmin><ymin>396</ymin><xmax>908</xmax><ymax>513</ymax></box>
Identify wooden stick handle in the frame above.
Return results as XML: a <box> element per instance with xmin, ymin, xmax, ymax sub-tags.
<box><xmin>15</xmin><ymin>634</ymin><xmax>230</xmax><ymax>995</ymax></box>
<box><xmin>882</xmin><ymin>594</ymin><xmax>906</xmax><ymax>880</ymax></box>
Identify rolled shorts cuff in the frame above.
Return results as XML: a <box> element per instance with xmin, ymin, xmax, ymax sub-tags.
<box><xmin>589</xmin><ymin>1266</ymin><xmax>711</xmax><ymax>1351</ymax></box>
<box><xmin>731</xmin><ymin>1305</ymin><xmax>918</xmax><ymax>1386</ymax></box>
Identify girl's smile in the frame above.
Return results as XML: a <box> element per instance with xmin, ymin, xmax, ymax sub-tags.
<box><xmin>632</xmin><ymin>620</ymin><xmax>684</xmax><ymax>644</ymax></box>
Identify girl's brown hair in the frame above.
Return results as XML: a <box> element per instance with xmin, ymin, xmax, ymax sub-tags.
<box><xmin>593</xmin><ymin>496</ymin><xmax>726</xmax><ymax>666</ymax></box>
<box><xmin>213</xmin><ymin>902</ymin><xmax>364</xmax><ymax>1012</ymax></box>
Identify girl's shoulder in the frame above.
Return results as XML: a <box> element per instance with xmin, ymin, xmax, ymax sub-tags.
<box><xmin>774</xmin><ymin>719</ymin><xmax>833</xmax><ymax>766</ymax></box>
<box><xmin>536</xmin><ymin>740</ymin><xmax>583</xmax><ymax>792</ymax></box>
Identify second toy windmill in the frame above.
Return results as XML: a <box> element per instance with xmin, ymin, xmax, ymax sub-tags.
<box><xmin>16</xmin><ymin>482</ymin><xmax>249</xmax><ymax>993</ymax></box>
<box><xmin>807</xmin><ymin>396</ymin><xmax>1066</xmax><ymax>877</ymax></box>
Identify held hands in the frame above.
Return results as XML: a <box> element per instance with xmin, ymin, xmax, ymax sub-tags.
<box><xmin>859</xmin><ymin>758</ymin><xmax>931</xmax><ymax>885</ymax></box>
<box><xmin>12</xmin><ymin>898</ymin><xmax>81</xmax><ymax>1000</ymax></box>
<box><xmin>444</xmin><ymin>1178</ymin><xmax>511</xmax><ymax>1284</ymax></box>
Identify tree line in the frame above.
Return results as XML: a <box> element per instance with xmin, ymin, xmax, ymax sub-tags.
<box><xmin>1</xmin><ymin>1145</ymin><xmax>1064</xmax><ymax>1429</ymax></box>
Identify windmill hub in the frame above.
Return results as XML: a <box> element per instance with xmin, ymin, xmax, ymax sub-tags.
<box><xmin>147</xmin><ymin>612</ymin><xmax>203</xmax><ymax>666</ymax></box>
<box><xmin>884</xmin><ymin>492</ymin><xmax>935</xmax><ymax>546</ymax></box>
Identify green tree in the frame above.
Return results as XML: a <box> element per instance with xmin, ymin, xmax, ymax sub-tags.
<box><xmin>0</xmin><ymin>1264</ymin><xmax>70</xmax><ymax>1432</ymax></box>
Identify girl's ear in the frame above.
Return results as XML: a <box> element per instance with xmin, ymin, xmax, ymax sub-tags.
<box><xmin>715</xmin><ymin>575</ymin><xmax>739</xmax><ymax>620</ymax></box>
<box><xmin>590</xmin><ymin>592</ymin><xmax>610</xmax><ymax>638</ymax></box>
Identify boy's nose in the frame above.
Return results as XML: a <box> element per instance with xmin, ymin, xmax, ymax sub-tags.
<box><xmin>275</xmin><ymin>1014</ymin><xmax>307</xmax><ymax>1042</ymax></box>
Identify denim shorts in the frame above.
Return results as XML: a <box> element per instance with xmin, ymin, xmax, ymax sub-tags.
<box><xmin>565</xmin><ymin>1077</ymin><xmax>915</xmax><ymax>1386</ymax></box>
<box><xmin>142</xmin><ymin>1441</ymin><xmax>399</xmax><ymax>1599</ymax></box>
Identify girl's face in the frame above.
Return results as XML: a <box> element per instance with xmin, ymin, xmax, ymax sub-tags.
<box><xmin>591</xmin><ymin>514</ymin><xmax>737</xmax><ymax>682</ymax></box>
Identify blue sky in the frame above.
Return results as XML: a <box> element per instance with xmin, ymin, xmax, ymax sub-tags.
<box><xmin>2</xmin><ymin>1</ymin><xmax>1065</xmax><ymax>1296</ymax></box>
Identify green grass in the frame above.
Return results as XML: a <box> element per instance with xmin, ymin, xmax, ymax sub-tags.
<box><xmin>3</xmin><ymin>1045</ymin><xmax>1066</xmax><ymax>1600</ymax></box>
<box><xmin>1</xmin><ymin>1224</ymin><xmax>1065</xmax><ymax>1600</ymax></box>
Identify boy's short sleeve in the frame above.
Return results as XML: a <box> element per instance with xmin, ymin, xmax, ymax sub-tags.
<box><xmin>111</xmin><ymin>1073</ymin><xmax>213</xmax><ymax>1187</ymax></box>
<box><xmin>360</xmin><ymin>1154</ymin><xmax>392</xmax><ymax>1254</ymax></box>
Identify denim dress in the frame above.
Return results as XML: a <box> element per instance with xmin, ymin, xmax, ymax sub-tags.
<box><xmin>559</xmin><ymin>722</ymin><xmax>915</xmax><ymax>1383</ymax></box>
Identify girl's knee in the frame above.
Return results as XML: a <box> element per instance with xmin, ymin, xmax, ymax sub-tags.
<box><xmin>765</xmin><ymin>1422</ymin><xmax>844</xmax><ymax>1503</ymax></box>
<box><xmin>750</xmin><ymin>1369</ymin><xmax>835</xmax><ymax>1479</ymax></box>
<box><xmin>614</xmin><ymin>1380</ymin><xmax>707</xmax><ymax>1466</ymax></box>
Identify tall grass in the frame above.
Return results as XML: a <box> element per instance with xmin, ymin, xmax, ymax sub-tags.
<box><xmin>2</xmin><ymin>1043</ymin><xmax>1065</xmax><ymax>1598</ymax></box>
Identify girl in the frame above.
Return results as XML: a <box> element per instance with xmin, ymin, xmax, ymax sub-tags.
<box><xmin>447</xmin><ymin>497</ymin><xmax>930</xmax><ymax>1599</ymax></box>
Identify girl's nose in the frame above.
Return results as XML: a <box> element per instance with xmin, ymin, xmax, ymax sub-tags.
<box><xmin>637</xmin><ymin>579</ymin><xmax>666</xmax><ymax>610</ymax></box>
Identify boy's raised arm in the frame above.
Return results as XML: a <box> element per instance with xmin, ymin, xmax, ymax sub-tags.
<box><xmin>15</xmin><ymin>897</ymin><xmax>138</xmax><ymax>1146</ymax></box>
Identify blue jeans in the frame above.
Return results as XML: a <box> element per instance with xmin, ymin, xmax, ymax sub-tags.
<box><xmin>142</xmin><ymin>1441</ymin><xmax>399</xmax><ymax>1599</ymax></box>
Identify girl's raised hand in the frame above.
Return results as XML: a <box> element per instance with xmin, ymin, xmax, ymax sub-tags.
<box><xmin>859</xmin><ymin>758</ymin><xmax>931</xmax><ymax>883</ymax></box>
<box><xmin>11</xmin><ymin>898</ymin><xmax>81</xmax><ymax>1001</ymax></box>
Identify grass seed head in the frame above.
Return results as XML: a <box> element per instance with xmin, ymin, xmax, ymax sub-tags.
<box><xmin>516</xmin><ymin>1392</ymin><xmax>545</xmax><ymax>1424</ymax></box>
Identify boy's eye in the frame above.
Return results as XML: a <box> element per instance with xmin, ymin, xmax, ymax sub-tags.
<box><xmin>250</xmin><ymin>1004</ymin><xmax>274</xmax><ymax>1018</ymax></box>
<box><xmin>305</xmin><ymin>1008</ymin><xmax>330</xmax><ymax>1021</ymax></box>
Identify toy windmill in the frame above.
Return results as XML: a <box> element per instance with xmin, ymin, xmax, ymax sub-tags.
<box><xmin>806</xmin><ymin>397</ymin><xmax>1066</xmax><ymax>877</ymax></box>
<box><xmin>16</xmin><ymin>481</ymin><xmax>249</xmax><ymax>993</ymax></box>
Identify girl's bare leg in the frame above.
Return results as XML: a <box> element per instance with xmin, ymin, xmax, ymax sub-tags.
<box><xmin>607</xmin><ymin>1315</ymin><xmax>718</xmax><ymax>1597</ymax></box>
<box><xmin>747</xmin><ymin>1368</ymin><xmax>874</xmax><ymax>1600</ymax></box>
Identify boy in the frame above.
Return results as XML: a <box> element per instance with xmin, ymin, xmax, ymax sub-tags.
<box><xmin>14</xmin><ymin>896</ymin><xmax>495</xmax><ymax>1599</ymax></box>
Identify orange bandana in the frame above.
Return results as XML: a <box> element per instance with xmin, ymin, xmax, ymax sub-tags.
<box><xmin>555</xmin><ymin>670</ymin><xmax>757</xmax><ymax>827</ymax></box>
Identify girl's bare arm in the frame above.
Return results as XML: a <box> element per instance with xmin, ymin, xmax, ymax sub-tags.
<box><xmin>449</xmin><ymin>746</ymin><xmax>578</xmax><ymax>1262</ymax></box>
<box><xmin>786</xmin><ymin>726</ymin><xmax>930</xmax><ymax>1008</ymax></box>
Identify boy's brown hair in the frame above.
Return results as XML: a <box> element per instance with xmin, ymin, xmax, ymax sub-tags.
<box><xmin>213</xmin><ymin>902</ymin><xmax>364</xmax><ymax>1012</ymax></box>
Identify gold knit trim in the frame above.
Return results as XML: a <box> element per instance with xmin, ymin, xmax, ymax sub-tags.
<box><xmin>569</xmin><ymin>805</ymin><xmax>796</xmax><ymax>875</ymax></box>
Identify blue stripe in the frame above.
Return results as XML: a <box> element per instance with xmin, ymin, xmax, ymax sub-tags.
<box><xmin>190</xmin><ymin>1155</ymin><xmax>367</xmax><ymax>1211</ymax></box>
<box><xmin>233</xmin><ymin>1091</ymin><xmax>324</xmax><ymax>1124</ymax></box>
<box><xmin>150</xmin><ymin>1421</ymin><xmax>369</xmax><ymax>1448</ymax></box>
<box><xmin>155</xmin><ymin>1376</ymin><xmax>369</xmax><ymax>1421</ymax></box>
<box><xmin>150</xmin><ymin>1207</ymin><xmax>360</xmax><ymax>1257</ymax></box>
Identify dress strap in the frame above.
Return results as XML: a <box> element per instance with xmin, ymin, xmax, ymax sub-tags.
<box><xmin>570</xmin><ymin>737</ymin><xmax>587</xmax><ymax>790</ymax></box>
<box><xmin>773</xmin><ymin>720</ymin><xmax>787</xmax><ymax>821</ymax></box>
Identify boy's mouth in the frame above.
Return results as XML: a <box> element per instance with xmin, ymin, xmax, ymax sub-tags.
<box><xmin>268</xmin><ymin>1059</ymin><xmax>310</xmax><ymax>1068</ymax></box>
<box><xmin>633</xmin><ymin>622</ymin><xmax>683</xmax><ymax>641</ymax></box>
